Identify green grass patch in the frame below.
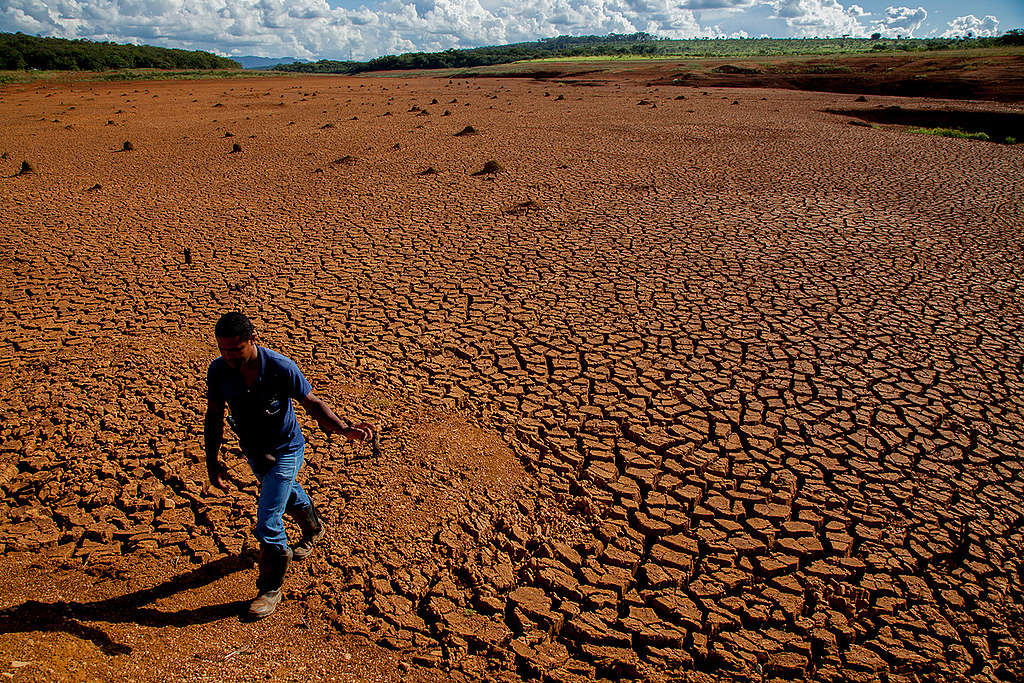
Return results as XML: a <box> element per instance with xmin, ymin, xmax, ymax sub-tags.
<box><xmin>908</xmin><ymin>126</ymin><xmax>991</xmax><ymax>141</ymax></box>
<box><xmin>908</xmin><ymin>126</ymin><xmax>1022</xmax><ymax>145</ymax></box>
<box><xmin>763</xmin><ymin>62</ymin><xmax>852</xmax><ymax>74</ymax></box>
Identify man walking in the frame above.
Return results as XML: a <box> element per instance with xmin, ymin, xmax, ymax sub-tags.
<box><xmin>204</xmin><ymin>311</ymin><xmax>374</xmax><ymax>619</ymax></box>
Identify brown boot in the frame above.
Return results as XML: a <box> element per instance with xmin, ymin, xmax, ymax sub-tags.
<box><xmin>288</xmin><ymin>504</ymin><xmax>325</xmax><ymax>561</ymax></box>
<box><xmin>248</xmin><ymin>543</ymin><xmax>292</xmax><ymax>619</ymax></box>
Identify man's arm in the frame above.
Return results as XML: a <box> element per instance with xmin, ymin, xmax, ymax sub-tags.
<box><xmin>300</xmin><ymin>392</ymin><xmax>373</xmax><ymax>441</ymax></box>
<box><xmin>204</xmin><ymin>395</ymin><xmax>228</xmax><ymax>489</ymax></box>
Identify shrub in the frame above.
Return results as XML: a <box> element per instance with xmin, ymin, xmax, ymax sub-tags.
<box><xmin>996</xmin><ymin>29</ymin><xmax>1024</xmax><ymax>46</ymax></box>
<box><xmin>908</xmin><ymin>127</ymin><xmax>990</xmax><ymax>142</ymax></box>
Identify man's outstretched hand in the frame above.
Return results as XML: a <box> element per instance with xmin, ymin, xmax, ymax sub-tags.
<box><xmin>301</xmin><ymin>393</ymin><xmax>377</xmax><ymax>445</ymax></box>
<box><xmin>345</xmin><ymin>422</ymin><xmax>376</xmax><ymax>442</ymax></box>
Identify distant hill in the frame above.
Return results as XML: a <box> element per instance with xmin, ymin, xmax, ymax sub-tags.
<box><xmin>0</xmin><ymin>32</ymin><xmax>239</xmax><ymax>70</ymax></box>
<box><xmin>235</xmin><ymin>55</ymin><xmax>310</xmax><ymax>70</ymax></box>
<box><xmin>275</xmin><ymin>30</ymin><xmax>1024</xmax><ymax>76</ymax></box>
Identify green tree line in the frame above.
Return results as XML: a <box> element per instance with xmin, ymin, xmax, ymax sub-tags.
<box><xmin>0</xmin><ymin>32</ymin><xmax>240</xmax><ymax>71</ymax></box>
<box><xmin>274</xmin><ymin>30</ymin><xmax>1024</xmax><ymax>75</ymax></box>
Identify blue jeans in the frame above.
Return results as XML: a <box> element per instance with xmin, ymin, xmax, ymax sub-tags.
<box><xmin>247</xmin><ymin>443</ymin><xmax>312</xmax><ymax>551</ymax></box>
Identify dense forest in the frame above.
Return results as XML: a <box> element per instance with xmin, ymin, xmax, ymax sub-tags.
<box><xmin>275</xmin><ymin>29</ymin><xmax>1024</xmax><ymax>75</ymax></box>
<box><xmin>0</xmin><ymin>32</ymin><xmax>240</xmax><ymax>71</ymax></box>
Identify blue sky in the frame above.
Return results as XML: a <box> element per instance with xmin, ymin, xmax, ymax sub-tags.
<box><xmin>1</xmin><ymin>0</ymin><xmax>1019</xmax><ymax>61</ymax></box>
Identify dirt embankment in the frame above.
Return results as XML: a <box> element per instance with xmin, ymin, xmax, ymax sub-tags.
<box><xmin>455</xmin><ymin>49</ymin><xmax>1024</xmax><ymax>102</ymax></box>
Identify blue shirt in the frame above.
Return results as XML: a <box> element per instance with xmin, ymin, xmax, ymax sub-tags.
<box><xmin>206</xmin><ymin>346</ymin><xmax>312</xmax><ymax>455</ymax></box>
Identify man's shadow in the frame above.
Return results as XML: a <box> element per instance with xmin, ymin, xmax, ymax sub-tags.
<box><xmin>0</xmin><ymin>553</ymin><xmax>255</xmax><ymax>656</ymax></box>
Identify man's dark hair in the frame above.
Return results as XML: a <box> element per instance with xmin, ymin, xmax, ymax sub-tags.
<box><xmin>215</xmin><ymin>312</ymin><xmax>255</xmax><ymax>340</ymax></box>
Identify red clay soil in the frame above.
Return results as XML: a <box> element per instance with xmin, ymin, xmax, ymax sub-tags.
<box><xmin>466</xmin><ymin>50</ymin><xmax>1024</xmax><ymax>103</ymax></box>
<box><xmin>1</xmin><ymin>73</ymin><xmax>1023</xmax><ymax>682</ymax></box>
<box><xmin>654</xmin><ymin>52</ymin><xmax>1024</xmax><ymax>102</ymax></box>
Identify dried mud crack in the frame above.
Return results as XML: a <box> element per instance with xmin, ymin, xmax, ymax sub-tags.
<box><xmin>1</xmin><ymin>75</ymin><xmax>1023</xmax><ymax>682</ymax></box>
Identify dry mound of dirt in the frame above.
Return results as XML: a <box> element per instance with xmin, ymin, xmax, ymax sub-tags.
<box><xmin>504</xmin><ymin>200</ymin><xmax>541</xmax><ymax>215</ymax></box>
<box><xmin>472</xmin><ymin>160</ymin><xmax>503</xmax><ymax>175</ymax></box>
<box><xmin>0</xmin><ymin>357</ymin><xmax>559</xmax><ymax>679</ymax></box>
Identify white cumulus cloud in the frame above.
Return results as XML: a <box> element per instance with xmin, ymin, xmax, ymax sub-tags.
<box><xmin>677</xmin><ymin>0</ymin><xmax>756</xmax><ymax>10</ymax></box>
<box><xmin>870</xmin><ymin>5</ymin><xmax>926</xmax><ymax>37</ymax></box>
<box><xmin>0</xmin><ymin>0</ymin><xmax>735</xmax><ymax>59</ymax></box>
<box><xmin>769</xmin><ymin>0</ymin><xmax>868</xmax><ymax>37</ymax></box>
<box><xmin>942</xmin><ymin>14</ymin><xmax>999</xmax><ymax>38</ymax></box>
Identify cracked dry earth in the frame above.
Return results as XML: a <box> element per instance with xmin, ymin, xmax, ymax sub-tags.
<box><xmin>0</xmin><ymin>74</ymin><xmax>1023</xmax><ymax>682</ymax></box>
